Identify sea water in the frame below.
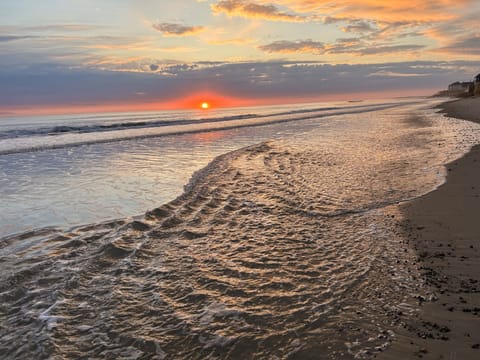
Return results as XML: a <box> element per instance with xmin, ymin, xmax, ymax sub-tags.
<box><xmin>0</xmin><ymin>98</ymin><xmax>427</xmax><ymax>238</ymax></box>
<box><xmin>1</xmin><ymin>98</ymin><xmax>480</xmax><ymax>359</ymax></box>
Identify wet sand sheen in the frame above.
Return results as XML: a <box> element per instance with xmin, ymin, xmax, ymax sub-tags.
<box><xmin>0</xmin><ymin>102</ymin><xmax>479</xmax><ymax>359</ymax></box>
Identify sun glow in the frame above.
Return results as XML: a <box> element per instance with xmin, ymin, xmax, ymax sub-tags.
<box><xmin>201</xmin><ymin>102</ymin><xmax>210</xmax><ymax>109</ymax></box>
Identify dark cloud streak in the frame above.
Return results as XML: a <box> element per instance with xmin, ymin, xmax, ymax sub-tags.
<box><xmin>1</xmin><ymin>60</ymin><xmax>478</xmax><ymax>108</ymax></box>
<box><xmin>152</xmin><ymin>23</ymin><xmax>204</xmax><ymax>36</ymax></box>
<box><xmin>435</xmin><ymin>35</ymin><xmax>480</xmax><ymax>55</ymax></box>
<box><xmin>259</xmin><ymin>40</ymin><xmax>324</xmax><ymax>53</ymax></box>
<box><xmin>358</xmin><ymin>44</ymin><xmax>425</xmax><ymax>55</ymax></box>
<box><xmin>258</xmin><ymin>38</ymin><xmax>425</xmax><ymax>55</ymax></box>
<box><xmin>0</xmin><ymin>35</ymin><xmax>35</xmax><ymax>42</ymax></box>
<box><xmin>341</xmin><ymin>21</ymin><xmax>377</xmax><ymax>33</ymax></box>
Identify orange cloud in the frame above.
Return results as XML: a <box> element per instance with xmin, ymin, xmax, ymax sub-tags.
<box><xmin>210</xmin><ymin>0</ymin><xmax>472</xmax><ymax>24</ymax></box>
<box><xmin>271</xmin><ymin>0</ymin><xmax>471</xmax><ymax>22</ymax></box>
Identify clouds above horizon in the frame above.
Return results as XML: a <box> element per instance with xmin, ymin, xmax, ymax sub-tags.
<box><xmin>210</xmin><ymin>0</ymin><xmax>462</xmax><ymax>22</ymax></box>
<box><xmin>1</xmin><ymin>0</ymin><xmax>480</xmax><ymax>111</ymax></box>
<box><xmin>260</xmin><ymin>0</ymin><xmax>470</xmax><ymax>22</ymax></box>
<box><xmin>1</xmin><ymin>60</ymin><xmax>479</xmax><ymax>109</ymax></box>
<box><xmin>2</xmin><ymin>1</ymin><xmax>479</xmax><ymax>63</ymax></box>
<box><xmin>208</xmin><ymin>0</ymin><xmax>479</xmax><ymax>58</ymax></box>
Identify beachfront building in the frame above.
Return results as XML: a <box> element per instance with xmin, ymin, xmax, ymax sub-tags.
<box><xmin>475</xmin><ymin>74</ymin><xmax>480</xmax><ymax>96</ymax></box>
<box><xmin>448</xmin><ymin>81</ymin><xmax>474</xmax><ymax>94</ymax></box>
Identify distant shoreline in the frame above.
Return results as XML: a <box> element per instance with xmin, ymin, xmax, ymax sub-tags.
<box><xmin>380</xmin><ymin>97</ymin><xmax>480</xmax><ymax>359</ymax></box>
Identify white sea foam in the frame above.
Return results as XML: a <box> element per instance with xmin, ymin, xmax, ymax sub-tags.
<box><xmin>0</xmin><ymin>101</ymin><xmax>409</xmax><ymax>155</ymax></box>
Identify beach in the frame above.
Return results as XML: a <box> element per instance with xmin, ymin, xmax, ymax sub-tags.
<box><xmin>1</xmin><ymin>98</ymin><xmax>480</xmax><ymax>359</ymax></box>
<box><xmin>2</xmin><ymin>0</ymin><xmax>479</xmax><ymax>358</ymax></box>
<box><xmin>380</xmin><ymin>97</ymin><xmax>480</xmax><ymax>359</ymax></box>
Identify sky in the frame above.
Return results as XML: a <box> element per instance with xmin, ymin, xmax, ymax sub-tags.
<box><xmin>1</xmin><ymin>0</ymin><xmax>480</xmax><ymax>114</ymax></box>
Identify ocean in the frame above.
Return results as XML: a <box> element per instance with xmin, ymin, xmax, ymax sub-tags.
<box><xmin>0</xmin><ymin>98</ymin><xmax>424</xmax><ymax>238</ymax></box>
<box><xmin>1</xmin><ymin>98</ymin><xmax>479</xmax><ymax>359</ymax></box>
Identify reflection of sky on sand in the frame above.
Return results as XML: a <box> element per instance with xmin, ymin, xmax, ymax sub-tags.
<box><xmin>187</xmin><ymin>130</ymin><xmax>232</xmax><ymax>144</ymax></box>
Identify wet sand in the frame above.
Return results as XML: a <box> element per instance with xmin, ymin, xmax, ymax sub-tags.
<box><xmin>380</xmin><ymin>98</ymin><xmax>480</xmax><ymax>359</ymax></box>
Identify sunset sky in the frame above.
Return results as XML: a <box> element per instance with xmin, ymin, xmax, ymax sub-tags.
<box><xmin>1</xmin><ymin>0</ymin><xmax>480</xmax><ymax>113</ymax></box>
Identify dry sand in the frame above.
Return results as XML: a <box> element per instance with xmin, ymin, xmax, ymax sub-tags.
<box><xmin>380</xmin><ymin>97</ymin><xmax>480</xmax><ymax>359</ymax></box>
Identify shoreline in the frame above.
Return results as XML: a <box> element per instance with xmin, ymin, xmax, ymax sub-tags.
<box><xmin>380</xmin><ymin>97</ymin><xmax>480</xmax><ymax>359</ymax></box>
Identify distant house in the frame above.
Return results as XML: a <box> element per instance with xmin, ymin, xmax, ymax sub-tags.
<box><xmin>437</xmin><ymin>73</ymin><xmax>480</xmax><ymax>97</ymax></box>
<box><xmin>448</xmin><ymin>81</ymin><xmax>474</xmax><ymax>93</ymax></box>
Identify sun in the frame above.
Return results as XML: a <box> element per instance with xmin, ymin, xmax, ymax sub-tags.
<box><xmin>200</xmin><ymin>102</ymin><xmax>210</xmax><ymax>109</ymax></box>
